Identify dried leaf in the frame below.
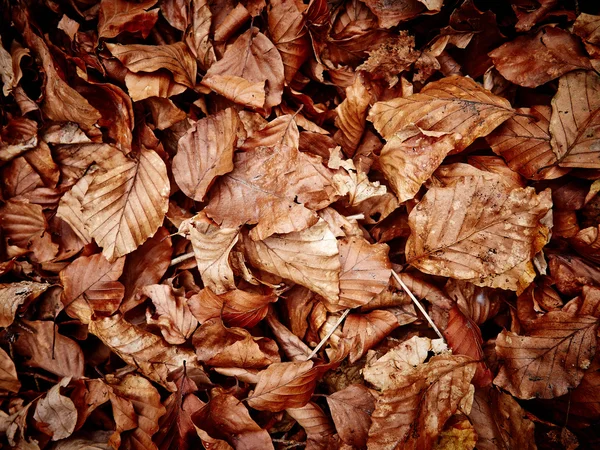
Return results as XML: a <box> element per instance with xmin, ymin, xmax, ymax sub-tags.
<box><xmin>367</xmin><ymin>355</ymin><xmax>477</xmax><ymax>450</ymax></box>
<box><xmin>88</xmin><ymin>314</ymin><xmax>200</xmax><ymax>391</ymax></box>
<box><xmin>469</xmin><ymin>386</ymin><xmax>536</xmax><ymax>450</ymax></box>
<box><xmin>107</xmin><ymin>42</ymin><xmax>197</xmax><ymax>88</ymax></box>
<box><xmin>335</xmin><ymin>74</ymin><xmax>370</xmax><ymax>157</ymax></box>
<box><xmin>494</xmin><ymin>311</ymin><xmax>598</xmax><ymax>399</ymax></box>
<box><xmin>342</xmin><ymin>310</ymin><xmax>399</xmax><ymax>363</ymax></box>
<box><xmin>241</xmin><ymin>220</ymin><xmax>341</xmax><ymax>302</ymax></box>
<box><xmin>406</xmin><ymin>172</ymin><xmax>552</xmax><ymax>291</ymax></box>
<box><xmin>489</xmin><ymin>27</ymin><xmax>591</xmax><ymax>88</ymax></box>
<box><xmin>327</xmin><ymin>384</ymin><xmax>375</xmax><ymax>447</ymax></box>
<box><xmin>173</xmin><ymin>108</ymin><xmax>241</xmax><ymax>202</ymax></box>
<box><xmin>550</xmin><ymin>70</ymin><xmax>600</xmax><ymax>168</ymax></box>
<box><xmin>247</xmin><ymin>361</ymin><xmax>321</xmax><ymax>411</ymax></box>
<box><xmin>487</xmin><ymin>106</ymin><xmax>568</xmax><ymax>180</ymax></box>
<box><xmin>202</xmin><ymin>28</ymin><xmax>284</xmax><ymax>109</ymax></box>
<box><xmin>206</xmin><ymin>145</ymin><xmax>339</xmax><ymax>241</ymax></box>
<box><xmin>82</xmin><ymin>148</ymin><xmax>170</xmax><ymax>262</ymax></box>
<box><xmin>13</xmin><ymin>320</ymin><xmax>84</xmax><ymax>379</ymax></box>
<box><xmin>192</xmin><ymin>318</ymin><xmax>279</xmax><ymax>368</ymax></box>
<box><xmin>286</xmin><ymin>402</ymin><xmax>337</xmax><ymax>450</ymax></box>
<box><xmin>187</xmin><ymin>219</ymin><xmax>239</xmax><ymax>294</ymax></box>
<box><xmin>144</xmin><ymin>284</ymin><xmax>198</xmax><ymax>345</ymax></box>
<box><xmin>185</xmin><ymin>0</ymin><xmax>216</xmax><ymax>70</ymax></box>
<box><xmin>239</xmin><ymin>114</ymin><xmax>299</xmax><ymax>151</ymax></box>
<box><xmin>0</xmin><ymin>347</ymin><xmax>20</xmax><ymax>393</ymax></box>
<box><xmin>33</xmin><ymin>378</ymin><xmax>77</xmax><ymax>441</ymax></box>
<box><xmin>0</xmin><ymin>281</ymin><xmax>49</xmax><ymax>327</ymax></box>
<box><xmin>98</xmin><ymin>0</ymin><xmax>158</xmax><ymax>39</ymax></box>
<box><xmin>60</xmin><ymin>253</ymin><xmax>125</xmax><ymax>323</ymax></box>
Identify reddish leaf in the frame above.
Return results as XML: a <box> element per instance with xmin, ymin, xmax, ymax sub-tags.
<box><xmin>327</xmin><ymin>384</ymin><xmax>375</xmax><ymax>447</ymax></box>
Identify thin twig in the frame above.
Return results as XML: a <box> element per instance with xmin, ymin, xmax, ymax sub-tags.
<box><xmin>305</xmin><ymin>309</ymin><xmax>351</xmax><ymax>360</ymax></box>
<box><xmin>169</xmin><ymin>251</ymin><xmax>195</xmax><ymax>267</ymax></box>
<box><xmin>391</xmin><ymin>270</ymin><xmax>445</xmax><ymax>341</ymax></box>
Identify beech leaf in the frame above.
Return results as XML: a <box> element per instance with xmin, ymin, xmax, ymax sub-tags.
<box><xmin>144</xmin><ymin>284</ymin><xmax>198</xmax><ymax>345</ymax></box>
<box><xmin>33</xmin><ymin>378</ymin><xmax>77</xmax><ymax>441</ymax></box>
<box><xmin>494</xmin><ymin>311</ymin><xmax>598</xmax><ymax>399</ymax></box>
<box><xmin>0</xmin><ymin>281</ymin><xmax>48</xmax><ymax>327</ymax></box>
<box><xmin>327</xmin><ymin>384</ymin><xmax>375</xmax><ymax>447</ymax></box>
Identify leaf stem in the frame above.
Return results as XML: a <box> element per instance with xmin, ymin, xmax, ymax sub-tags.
<box><xmin>390</xmin><ymin>270</ymin><xmax>445</xmax><ymax>342</ymax></box>
<box><xmin>169</xmin><ymin>251</ymin><xmax>195</xmax><ymax>267</ymax></box>
<box><xmin>305</xmin><ymin>309</ymin><xmax>351</xmax><ymax>360</ymax></box>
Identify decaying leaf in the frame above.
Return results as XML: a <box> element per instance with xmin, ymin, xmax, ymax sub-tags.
<box><xmin>0</xmin><ymin>281</ymin><xmax>48</xmax><ymax>327</ymax></box>
<box><xmin>33</xmin><ymin>378</ymin><xmax>77</xmax><ymax>441</ymax></box>
<box><xmin>327</xmin><ymin>384</ymin><xmax>375</xmax><ymax>448</ymax></box>
<box><xmin>494</xmin><ymin>311</ymin><xmax>598</xmax><ymax>399</ymax></box>
<box><xmin>144</xmin><ymin>284</ymin><xmax>198</xmax><ymax>345</ymax></box>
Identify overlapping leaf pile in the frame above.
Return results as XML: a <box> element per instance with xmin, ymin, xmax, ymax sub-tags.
<box><xmin>0</xmin><ymin>0</ymin><xmax>599</xmax><ymax>448</ymax></box>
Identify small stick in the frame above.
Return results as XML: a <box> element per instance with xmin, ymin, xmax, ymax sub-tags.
<box><xmin>305</xmin><ymin>309</ymin><xmax>351</xmax><ymax>360</ymax></box>
<box><xmin>169</xmin><ymin>251</ymin><xmax>196</xmax><ymax>267</ymax></box>
<box><xmin>391</xmin><ymin>270</ymin><xmax>445</xmax><ymax>341</ymax></box>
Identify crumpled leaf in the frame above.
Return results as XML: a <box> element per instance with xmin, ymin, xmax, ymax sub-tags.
<box><xmin>239</xmin><ymin>114</ymin><xmax>299</xmax><ymax>151</ymax></box>
<box><xmin>370</xmin><ymin>76</ymin><xmax>514</xmax><ymax>202</ymax></box>
<box><xmin>0</xmin><ymin>281</ymin><xmax>48</xmax><ymax>327</ymax></box>
<box><xmin>406</xmin><ymin>170</ymin><xmax>552</xmax><ymax>291</ymax></box>
<box><xmin>173</xmin><ymin>108</ymin><xmax>242</xmax><ymax>202</ymax></box>
<box><xmin>107</xmin><ymin>42</ymin><xmax>197</xmax><ymax>88</ymax></box>
<box><xmin>186</xmin><ymin>217</ymin><xmax>239</xmax><ymax>294</ymax></box>
<box><xmin>286</xmin><ymin>402</ymin><xmax>337</xmax><ymax>450</ymax></box>
<box><xmin>206</xmin><ymin>145</ymin><xmax>339</xmax><ymax>241</ymax></box>
<box><xmin>60</xmin><ymin>253</ymin><xmax>125</xmax><ymax>323</ymax></box>
<box><xmin>87</xmin><ymin>314</ymin><xmax>201</xmax><ymax>391</ymax></box>
<box><xmin>468</xmin><ymin>386</ymin><xmax>536</xmax><ymax>450</ymax></box>
<box><xmin>202</xmin><ymin>27</ymin><xmax>284</xmax><ymax>109</ymax></box>
<box><xmin>82</xmin><ymin>148</ymin><xmax>170</xmax><ymax>262</ymax></box>
<box><xmin>247</xmin><ymin>361</ymin><xmax>323</xmax><ymax>411</ymax></box>
<box><xmin>98</xmin><ymin>0</ymin><xmax>158</xmax><ymax>39</ymax></box>
<box><xmin>192</xmin><ymin>318</ymin><xmax>280</xmax><ymax>368</ymax></box>
<box><xmin>0</xmin><ymin>347</ymin><xmax>20</xmax><ymax>393</ymax></box>
<box><xmin>342</xmin><ymin>310</ymin><xmax>399</xmax><ymax>363</ymax></box>
<box><xmin>326</xmin><ymin>384</ymin><xmax>375</xmax><ymax>448</ymax></box>
<box><xmin>144</xmin><ymin>284</ymin><xmax>198</xmax><ymax>345</ymax></box>
<box><xmin>241</xmin><ymin>220</ymin><xmax>341</xmax><ymax>303</ymax></box>
<box><xmin>33</xmin><ymin>378</ymin><xmax>77</xmax><ymax>441</ymax></box>
<box><xmin>550</xmin><ymin>70</ymin><xmax>600</xmax><ymax>168</ymax></box>
<box><xmin>367</xmin><ymin>355</ymin><xmax>477</xmax><ymax>450</ymax></box>
<box><xmin>494</xmin><ymin>310</ymin><xmax>598</xmax><ymax>399</ymax></box>
<box><xmin>334</xmin><ymin>74</ymin><xmax>370</xmax><ymax>157</ymax></box>
<box><xmin>13</xmin><ymin>320</ymin><xmax>84</xmax><ymax>379</ymax></box>
<box><xmin>489</xmin><ymin>27</ymin><xmax>591</xmax><ymax>88</ymax></box>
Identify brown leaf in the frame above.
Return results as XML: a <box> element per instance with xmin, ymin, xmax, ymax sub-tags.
<box><xmin>173</xmin><ymin>108</ymin><xmax>241</xmax><ymax>202</ymax></box>
<box><xmin>571</xmin><ymin>225</ymin><xmax>600</xmax><ymax>263</ymax></box>
<box><xmin>549</xmin><ymin>253</ymin><xmax>600</xmax><ymax>296</ymax></box>
<box><xmin>185</xmin><ymin>0</ymin><xmax>216</xmax><ymax>70</ymax></box>
<box><xmin>247</xmin><ymin>361</ymin><xmax>322</xmax><ymax>411</ymax></box>
<box><xmin>0</xmin><ymin>199</ymin><xmax>58</xmax><ymax>262</ymax></box>
<box><xmin>342</xmin><ymin>310</ymin><xmax>399</xmax><ymax>363</ymax></box>
<box><xmin>239</xmin><ymin>114</ymin><xmax>299</xmax><ymax>151</ymax></box>
<box><xmin>574</xmin><ymin>13</ymin><xmax>600</xmax><ymax>45</ymax></box>
<box><xmin>0</xmin><ymin>347</ymin><xmax>20</xmax><ymax>393</ymax></box>
<box><xmin>550</xmin><ymin>70</ymin><xmax>600</xmax><ymax>168</ymax></box>
<box><xmin>0</xmin><ymin>281</ymin><xmax>49</xmax><ymax>327</ymax></box>
<box><xmin>14</xmin><ymin>12</ymin><xmax>101</xmax><ymax>131</ymax></box>
<box><xmin>13</xmin><ymin>320</ymin><xmax>84</xmax><ymax>379</ymax></box>
<box><xmin>444</xmin><ymin>280</ymin><xmax>502</xmax><ymax>325</ymax></box>
<box><xmin>286</xmin><ymin>402</ymin><xmax>337</xmax><ymax>450</ymax></box>
<box><xmin>192</xmin><ymin>318</ymin><xmax>279</xmax><ymax>368</ymax></box>
<box><xmin>444</xmin><ymin>305</ymin><xmax>492</xmax><ymax>387</ymax></box>
<box><xmin>361</xmin><ymin>0</ymin><xmax>431</xmax><ymax>28</ymax></box>
<box><xmin>267</xmin><ymin>0</ymin><xmax>310</xmax><ymax>83</ymax></box>
<box><xmin>98</xmin><ymin>0</ymin><xmax>159</xmax><ymax>39</ymax></box>
<box><xmin>370</xmin><ymin>76</ymin><xmax>514</xmax><ymax>201</ymax></box>
<box><xmin>265</xmin><ymin>312</ymin><xmax>313</xmax><ymax>361</ymax></box>
<box><xmin>334</xmin><ymin>74</ymin><xmax>370</xmax><ymax>157</ymax></box>
<box><xmin>241</xmin><ymin>220</ymin><xmax>341</xmax><ymax>302</ymax></box>
<box><xmin>188</xmin><ymin>287</ymin><xmax>276</xmax><ymax>328</ymax></box>
<box><xmin>88</xmin><ymin>314</ymin><xmax>200</xmax><ymax>391</ymax></box>
<box><xmin>330</xmin><ymin>236</ymin><xmax>391</xmax><ymax>311</ymax></box>
<box><xmin>120</xmin><ymin>227</ymin><xmax>172</xmax><ymax>313</ymax></box>
<box><xmin>487</xmin><ymin>106</ymin><xmax>569</xmax><ymax>180</ymax></box>
<box><xmin>107</xmin><ymin>42</ymin><xmax>197</xmax><ymax>88</ymax></box>
<box><xmin>406</xmin><ymin>172</ymin><xmax>552</xmax><ymax>291</ymax></box>
<box><xmin>468</xmin><ymin>386</ymin><xmax>536</xmax><ymax>450</ymax></box>
<box><xmin>327</xmin><ymin>384</ymin><xmax>375</xmax><ymax>448</ymax></box>
<box><xmin>192</xmin><ymin>391</ymin><xmax>274</xmax><ymax>449</ymax></box>
<box><xmin>144</xmin><ymin>284</ymin><xmax>198</xmax><ymax>345</ymax></box>
<box><xmin>206</xmin><ymin>145</ymin><xmax>339</xmax><ymax>241</ymax></box>
<box><xmin>202</xmin><ymin>27</ymin><xmax>284</xmax><ymax>109</ymax></box>
<box><xmin>33</xmin><ymin>378</ymin><xmax>77</xmax><ymax>441</ymax></box>
<box><xmin>489</xmin><ymin>27</ymin><xmax>591</xmax><ymax>88</ymax></box>
<box><xmin>186</xmin><ymin>217</ymin><xmax>239</xmax><ymax>294</ymax></box>
<box><xmin>60</xmin><ymin>253</ymin><xmax>125</xmax><ymax>323</ymax></box>
<box><xmin>82</xmin><ymin>148</ymin><xmax>170</xmax><ymax>262</ymax></box>
<box><xmin>367</xmin><ymin>355</ymin><xmax>476</xmax><ymax>450</ymax></box>
<box><xmin>494</xmin><ymin>311</ymin><xmax>598</xmax><ymax>399</ymax></box>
